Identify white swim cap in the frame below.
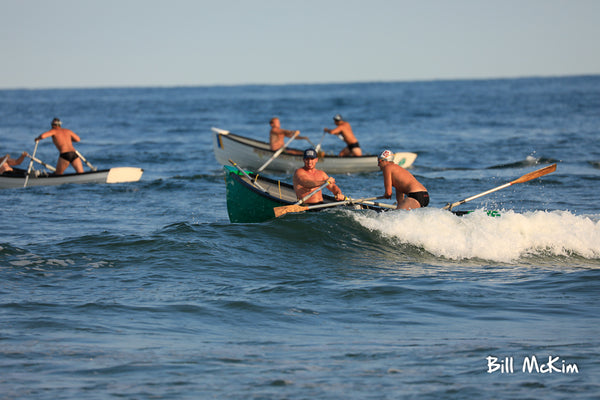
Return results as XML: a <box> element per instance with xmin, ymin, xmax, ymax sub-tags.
<box><xmin>378</xmin><ymin>149</ymin><xmax>394</xmax><ymax>161</ymax></box>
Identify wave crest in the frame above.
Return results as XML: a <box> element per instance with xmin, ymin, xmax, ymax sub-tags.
<box><xmin>352</xmin><ymin>209</ymin><xmax>600</xmax><ymax>263</ymax></box>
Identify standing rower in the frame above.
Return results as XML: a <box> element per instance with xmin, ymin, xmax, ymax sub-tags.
<box><xmin>35</xmin><ymin>118</ymin><xmax>84</xmax><ymax>175</ymax></box>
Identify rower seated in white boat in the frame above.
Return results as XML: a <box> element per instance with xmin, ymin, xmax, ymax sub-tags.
<box><xmin>0</xmin><ymin>152</ymin><xmax>28</xmax><ymax>174</ymax></box>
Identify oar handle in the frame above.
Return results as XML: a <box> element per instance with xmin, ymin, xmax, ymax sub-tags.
<box><xmin>302</xmin><ymin>137</ymin><xmax>317</xmax><ymax>148</ymax></box>
<box><xmin>229</xmin><ymin>159</ymin><xmax>267</xmax><ymax>192</ymax></box>
<box><xmin>23</xmin><ymin>140</ymin><xmax>39</xmax><ymax>188</ymax></box>
<box><xmin>257</xmin><ymin>131</ymin><xmax>300</xmax><ymax>173</ymax></box>
<box><xmin>75</xmin><ymin>150</ymin><xmax>97</xmax><ymax>171</ymax></box>
<box><xmin>26</xmin><ymin>154</ymin><xmax>56</xmax><ymax>172</ymax></box>
<box><xmin>443</xmin><ymin>182</ymin><xmax>511</xmax><ymax>210</ymax></box>
<box><xmin>351</xmin><ymin>197</ymin><xmax>396</xmax><ymax>209</ymax></box>
<box><xmin>296</xmin><ymin>179</ymin><xmax>332</xmax><ymax>204</ymax></box>
<box><xmin>315</xmin><ymin>132</ymin><xmax>327</xmax><ymax>152</ymax></box>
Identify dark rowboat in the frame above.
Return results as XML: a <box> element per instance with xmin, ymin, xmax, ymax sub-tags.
<box><xmin>223</xmin><ymin>165</ymin><xmax>391</xmax><ymax>223</ymax></box>
<box><xmin>223</xmin><ymin>165</ymin><xmax>482</xmax><ymax>223</ymax></box>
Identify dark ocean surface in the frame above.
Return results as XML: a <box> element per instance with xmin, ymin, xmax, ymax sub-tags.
<box><xmin>1</xmin><ymin>76</ymin><xmax>599</xmax><ymax>399</ymax></box>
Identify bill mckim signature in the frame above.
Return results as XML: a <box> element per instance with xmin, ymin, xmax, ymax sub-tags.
<box><xmin>486</xmin><ymin>356</ymin><xmax>579</xmax><ymax>374</ymax></box>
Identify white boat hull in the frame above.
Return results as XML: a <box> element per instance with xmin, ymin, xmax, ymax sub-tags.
<box><xmin>212</xmin><ymin>128</ymin><xmax>417</xmax><ymax>174</ymax></box>
<box><xmin>0</xmin><ymin>167</ymin><xmax>143</xmax><ymax>189</ymax></box>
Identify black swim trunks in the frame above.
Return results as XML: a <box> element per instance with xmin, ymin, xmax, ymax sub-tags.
<box><xmin>60</xmin><ymin>152</ymin><xmax>79</xmax><ymax>162</ymax></box>
<box><xmin>347</xmin><ymin>142</ymin><xmax>360</xmax><ymax>150</ymax></box>
<box><xmin>407</xmin><ymin>191</ymin><xmax>429</xmax><ymax>208</ymax></box>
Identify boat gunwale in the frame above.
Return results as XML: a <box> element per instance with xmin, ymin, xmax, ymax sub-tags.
<box><xmin>2</xmin><ymin>168</ymin><xmax>111</xmax><ymax>180</ymax></box>
<box><xmin>218</xmin><ymin>130</ymin><xmax>387</xmax><ymax>160</ymax></box>
<box><xmin>225</xmin><ymin>166</ymin><xmax>338</xmax><ymax>206</ymax></box>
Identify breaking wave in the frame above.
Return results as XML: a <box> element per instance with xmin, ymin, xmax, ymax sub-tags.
<box><xmin>352</xmin><ymin>209</ymin><xmax>600</xmax><ymax>263</ymax></box>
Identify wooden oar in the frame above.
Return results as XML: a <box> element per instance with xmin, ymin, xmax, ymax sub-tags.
<box><xmin>443</xmin><ymin>163</ymin><xmax>557</xmax><ymax>211</ymax></box>
<box><xmin>256</xmin><ymin>131</ymin><xmax>300</xmax><ymax>173</ymax></box>
<box><xmin>23</xmin><ymin>141</ymin><xmax>39</xmax><ymax>188</ymax></box>
<box><xmin>229</xmin><ymin>159</ymin><xmax>267</xmax><ymax>192</ymax></box>
<box><xmin>75</xmin><ymin>150</ymin><xmax>97</xmax><ymax>171</ymax></box>
<box><xmin>273</xmin><ymin>179</ymin><xmax>334</xmax><ymax>217</ymax></box>
<box><xmin>315</xmin><ymin>132</ymin><xmax>327</xmax><ymax>153</ymax></box>
<box><xmin>300</xmin><ymin>136</ymin><xmax>317</xmax><ymax>148</ymax></box>
<box><xmin>352</xmin><ymin>198</ymin><xmax>396</xmax><ymax>209</ymax></box>
<box><xmin>296</xmin><ymin>179</ymin><xmax>333</xmax><ymax>204</ymax></box>
<box><xmin>274</xmin><ymin>196</ymin><xmax>384</xmax><ymax>218</ymax></box>
<box><xmin>26</xmin><ymin>153</ymin><xmax>56</xmax><ymax>172</ymax></box>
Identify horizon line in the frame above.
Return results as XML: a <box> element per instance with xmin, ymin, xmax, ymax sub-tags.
<box><xmin>1</xmin><ymin>73</ymin><xmax>598</xmax><ymax>91</ymax></box>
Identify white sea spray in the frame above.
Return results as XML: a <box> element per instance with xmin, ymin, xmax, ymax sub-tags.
<box><xmin>353</xmin><ymin>209</ymin><xmax>600</xmax><ymax>263</ymax></box>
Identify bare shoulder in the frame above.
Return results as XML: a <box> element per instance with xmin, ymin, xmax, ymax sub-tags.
<box><xmin>382</xmin><ymin>163</ymin><xmax>397</xmax><ymax>172</ymax></box>
<box><xmin>389</xmin><ymin>163</ymin><xmax>408</xmax><ymax>173</ymax></box>
<box><xmin>317</xmin><ymin>170</ymin><xmax>329</xmax><ymax>180</ymax></box>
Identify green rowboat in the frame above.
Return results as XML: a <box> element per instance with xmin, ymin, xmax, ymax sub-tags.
<box><xmin>222</xmin><ymin>165</ymin><xmax>508</xmax><ymax>223</ymax></box>
<box><xmin>224</xmin><ymin>165</ymin><xmax>386</xmax><ymax>223</ymax></box>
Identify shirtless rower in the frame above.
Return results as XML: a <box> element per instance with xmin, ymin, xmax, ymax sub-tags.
<box><xmin>293</xmin><ymin>148</ymin><xmax>345</xmax><ymax>204</ymax></box>
<box><xmin>269</xmin><ymin>117</ymin><xmax>307</xmax><ymax>155</ymax></box>
<box><xmin>35</xmin><ymin>118</ymin><xmax>84</xmax><ymax>175</ymax></box>
<box><xmin>324</xmin><ymin>114</ymin><xmax>362</xmax><ymax>157</ymax></box>
<box><xmin>377</xmin><ymin>149</ymin><xmax>429</xmax><ymax>210</ymax></box>
<box><xmin>0</xmin><ymin>152</ymin><xmax>28</xmax><ymax>174</ymax></box>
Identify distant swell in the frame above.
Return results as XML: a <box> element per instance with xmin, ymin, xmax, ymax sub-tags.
<box><xmin>487</xmin><ymin>155</ymin><xmax>559</xmax><ymax>169</ymax></box>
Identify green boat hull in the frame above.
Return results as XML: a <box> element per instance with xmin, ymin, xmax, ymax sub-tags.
<box><xmin>223</xmin><ymin>166</ymin><xmax>496</xmax><ymax>223</ymax></box>
<box><xmin>224</xmin><ymin>166</ymin><xmax>291</xmax><ymax>223</ymax></box>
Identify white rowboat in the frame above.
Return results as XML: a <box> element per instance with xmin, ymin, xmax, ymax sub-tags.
<box><xmin>212</xmin><ymin>128</ymin><xmax>417</xmax><ymax>174</ymax></box>
<box><xmin>0</xmin><ymin>167</ymin><xmax>143</xmax><ymax>189</ymax></box>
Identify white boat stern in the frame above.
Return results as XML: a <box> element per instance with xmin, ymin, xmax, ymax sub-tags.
<box><xmin>393</xmin><ymin>152</ymin><xmax>418</xmax><ymax>168</ymax></box>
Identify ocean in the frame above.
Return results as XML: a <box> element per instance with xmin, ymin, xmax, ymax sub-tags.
<box><xmin>1</xmin><ymin>76</ymin><xmax>599</xmax><ymax>399</ymax></box>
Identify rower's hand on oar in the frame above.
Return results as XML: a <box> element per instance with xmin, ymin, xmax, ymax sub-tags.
<box><xmin>324</xmin><ymin>177</ymin><xmax>337</xmax><ymax>187</ymax></box>
<box><xmin>323</xmin><ymin>177</ymin><xmax>345</xmax><ymax>201</ymax></box>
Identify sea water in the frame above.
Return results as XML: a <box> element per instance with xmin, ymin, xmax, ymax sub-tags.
<box><xmin>1</xmin><ymin>76</ymin><xmax>599</xmax><ymax>399</ymax></box>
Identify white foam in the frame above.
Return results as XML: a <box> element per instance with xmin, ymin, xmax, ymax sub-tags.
<box><xmin>352</xmin><ymin>209</ymin><xmax>600</xmax><ymax>263</ymax></box>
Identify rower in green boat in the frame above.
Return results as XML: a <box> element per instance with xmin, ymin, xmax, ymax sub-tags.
<box><xmin>377</xmin><ymin>149</ymin><xmax>429</xmax><ymax>210</ymax></box>
<box><xmin>293</xmin><ymin>148</ymin><xmax>345</xmax><ymax>204</ymax></box>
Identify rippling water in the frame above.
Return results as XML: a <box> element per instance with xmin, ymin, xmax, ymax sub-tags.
<box><xmin>1</xmin><ymin>76</ymin><xmax>600</xmax><ymax>399</ymax></box>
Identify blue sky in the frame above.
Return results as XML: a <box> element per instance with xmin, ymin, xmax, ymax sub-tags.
<box><xmin>1</xmin><ymin>0</ymin><xmax>599</xmax><ymax>89</ymax></box>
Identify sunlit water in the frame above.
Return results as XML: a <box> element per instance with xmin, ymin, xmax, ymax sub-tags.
<box><xmin>1</xmin><ymin>76</ymin><xmax>599</xmax><ymax>399</ymax></box>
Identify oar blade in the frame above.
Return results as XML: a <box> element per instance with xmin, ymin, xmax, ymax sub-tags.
<box><xmin>273</xmin><ymin>204</ymin><xmax>309</xmax><ymax>218</ymax></box>
<box><xmin>443</xmin><ymin>163</ymin><xmax>557</xmax><ymax>211</ymax></box>
<box><xmin>511</xmin><ymin>163</ymin><xmax>557</xmax><ymax>184</ymax></box>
